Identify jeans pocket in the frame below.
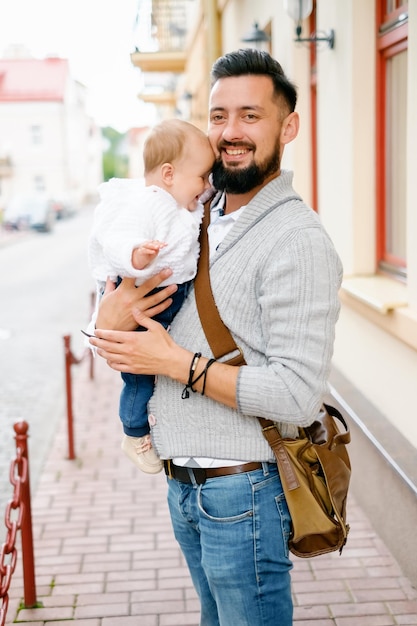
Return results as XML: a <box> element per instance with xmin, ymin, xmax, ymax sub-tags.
<box><xmin>197</xmin><ymin>476</ymin><xmax>254</xmax><ymax>522</ymax></box>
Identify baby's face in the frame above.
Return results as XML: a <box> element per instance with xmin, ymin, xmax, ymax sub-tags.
<box><xmin>172</xmin><ymin>136</ymin><xmax>215</xmax><ymax>211</ymax></box>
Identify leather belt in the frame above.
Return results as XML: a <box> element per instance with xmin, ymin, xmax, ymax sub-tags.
<box><xmin>164</xmin><ymin>460</ymin><xmax>263</xmax><ymax>485</ymax></box>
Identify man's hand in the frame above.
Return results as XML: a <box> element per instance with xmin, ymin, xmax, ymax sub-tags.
<box><xmin>90</xmin><ymin>303</ymin><xmax>239</xmax><ymax>409</ymax></box>
<box><xmin>95</xmin><ymin>268</ymin><xmax>177</xmax><ymax>331</ymax></box>
<box><xmin>90</xmin><ymin>311</ymin><xmax>182</xmax><ymax>377</ymax></box>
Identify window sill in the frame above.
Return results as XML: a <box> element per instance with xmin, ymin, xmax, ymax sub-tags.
<box><xmin>341</xmin><ymin>275</ymin><xmax>407</xmax><ymax>314</ymax></box>
<box><xmin>340</xmin><ymin>275</ymin><xmax>417</xmax><ymax>351</ymax></box>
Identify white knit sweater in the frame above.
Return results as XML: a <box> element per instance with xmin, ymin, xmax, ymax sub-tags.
<box><xmin>88</xmin><ymin>178</ymin><xmax>203</xmax><ymax>286</ymax></box>
<box><xmin>149</xmin><ymin>171</ymin><xmax>343</xmax><ymax>462</ymax></box>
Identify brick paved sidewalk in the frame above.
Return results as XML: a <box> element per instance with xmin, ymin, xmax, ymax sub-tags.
<box><xmin>5</xmin><ymin>356</ymin><xmax>417</xmax><ymax>625</ymax></box>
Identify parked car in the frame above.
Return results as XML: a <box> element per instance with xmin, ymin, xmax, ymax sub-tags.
<box><xmin>51</xmin><ymin>194</ymin><xmax>76</xmax><ymax>220</ymax></box>
<box><xmin>2</xmin><ymin>194</ymin><xmax>56</xmax><ymax>232</ymax></box>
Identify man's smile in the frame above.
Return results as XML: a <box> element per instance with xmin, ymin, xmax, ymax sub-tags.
<box><xmin>224</xmin><ymin>147</ymin><xmax>250</xmax><ymax>155</ymax></box>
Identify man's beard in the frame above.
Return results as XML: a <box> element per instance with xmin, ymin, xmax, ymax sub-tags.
<box><xmin>211</xmin><ymin>146</ymin><xmax>280</xmax><ymax>194</ymax></box>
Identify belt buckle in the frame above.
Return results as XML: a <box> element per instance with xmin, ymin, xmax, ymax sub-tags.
<box><xmin>165</xmin><ymin>459</ymin><xmax>173</xmax><ymax>479</ymax></box>
<box><xmin>193</xmin><ymin>468</ymin><xmax>207</xmax><ymax>485</ymax></box>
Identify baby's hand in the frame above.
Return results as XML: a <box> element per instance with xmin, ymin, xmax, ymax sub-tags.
<box><xmin>132</xmin><ymin>240</ymin><xmax>167</xmax><ymax>270</ymax></box>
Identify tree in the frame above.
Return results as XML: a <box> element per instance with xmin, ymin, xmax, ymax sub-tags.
<box><xmin>102</xmin><ymin>127</ymin><xmax>128</xmax><ymax>181</ymax></box>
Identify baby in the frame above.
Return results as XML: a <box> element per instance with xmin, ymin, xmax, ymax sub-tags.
<box><xmin>88</xmin><ymin>119</ymin><xmax>214</xmax><ymax>473</ymax></box>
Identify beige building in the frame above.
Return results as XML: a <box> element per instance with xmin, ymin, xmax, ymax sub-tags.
<box><xmin>0</xmin><ymin>56</ymin><xmax>103</xmax><ymax>210</ymax></box>
<box><xmin>131</xmin><ymin>0</ymin><xmax>417</xmax><ymax>584</ymax></box>
<box><xmin>127</xmin><ymin>126</ymin><xmax>151</xmax><ymax>179</ymax></box>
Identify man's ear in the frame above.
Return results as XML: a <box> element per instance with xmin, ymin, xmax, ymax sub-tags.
<box><xmin>160</xmin><ymin>163</ymin><xmax>175</xmax><ymax>186</ymax></box>
<box><xmin>280</xmin><ymin>112</ymin><xmax>299</xmax><ymax>145</ymax></box>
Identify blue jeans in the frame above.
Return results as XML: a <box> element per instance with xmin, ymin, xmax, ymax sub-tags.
<box><xmin>119</xmin><ymin>281</ymin><xmax>191</xmax><ymax>437</ymax></box>
<box><xmin>167</xmin><ymin>463</ymin><xmax>293</xmax><ymax>626</ymax></box>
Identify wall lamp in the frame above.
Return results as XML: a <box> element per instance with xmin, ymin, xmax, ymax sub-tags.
<box><xmin>284</xmin><ymin>0</ymin><xmax>335</xmax><ymax>49</ymax></box>
<box><xmin>241</xmin><ymin>22</ymin><xmax>271</xmax><ymax>48</ymax></box>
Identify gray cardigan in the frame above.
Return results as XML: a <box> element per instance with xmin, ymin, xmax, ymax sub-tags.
<box><xmin>150</xmin><ymin>170</ymin><xmax>343</xmax><ymax>462</ymax></box>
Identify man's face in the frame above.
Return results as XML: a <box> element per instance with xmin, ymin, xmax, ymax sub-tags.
<box><xmin>208</xmin><ymin>75</ymin><xmax>285</xmax><ymax>193</ymax></box>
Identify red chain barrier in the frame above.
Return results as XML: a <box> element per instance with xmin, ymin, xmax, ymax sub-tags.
<box><xmin>1</xmin><ymin>296</ymin><xmax>96</xmax><ymax>624</ymax></box>
<box><xmin>0</xmin><ymin>422</ymin><xmax>37</xmax><ymax>626</ymax></box>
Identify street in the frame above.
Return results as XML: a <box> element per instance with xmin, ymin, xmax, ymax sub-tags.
<box><xmin>0</xmin><ymin>207</ymin><xmax>97</xmax><ymax>529</ymax></box>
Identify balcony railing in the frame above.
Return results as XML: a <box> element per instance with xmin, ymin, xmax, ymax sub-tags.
<box><xmin>132</xmin><ymin>0</ymin><xmax>197</xmax><ymax>73</ymax></box>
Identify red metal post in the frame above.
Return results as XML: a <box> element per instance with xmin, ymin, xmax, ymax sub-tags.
<box><xmin>88</xmin><ymin>346</ymin><xmax>94</xmax><ymax>381</ymax></box>
<box><xmin>89</xmin><ymin>291</ymin><xmax>95</xmax><ymax>381</ymax></box>
<box><xmin>13</xmin><ymin>422</ymin><xmax>37</xmax><ymax>608</ymax></box>
<box><xmin>63</xmin><ymin>335</ymin><xmax>76</xmax><ymax>460</ymax></box>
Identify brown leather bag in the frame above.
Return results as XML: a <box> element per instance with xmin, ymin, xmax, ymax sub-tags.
<box><xmin>193</xmin><ymin>203</ymin><xmax>351</xmax><ymax>557</ymax></box>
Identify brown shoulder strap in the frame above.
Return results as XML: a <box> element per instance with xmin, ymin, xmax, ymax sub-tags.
<box><xmin>193</xmin><ymin>201</ymin><xmax>245</xmax><ymax>366</ymax></box>
<box><xmin>194</xmin><ymin>194</ymin><xmax>298</xmax><ymax>360</ymax></box>
<box><xmin>193</xmin><ymin>199</ymin><xmax>300</xmax><ymax>490</ymax></box>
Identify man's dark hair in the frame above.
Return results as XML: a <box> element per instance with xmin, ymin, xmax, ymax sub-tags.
<box><xmin>211</xmin><ymin>48</ymin><xmax>297</xmax><ymax>113</ymax></box>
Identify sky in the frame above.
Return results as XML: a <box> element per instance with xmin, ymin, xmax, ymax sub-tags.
<box><xmin>0</xmin><ymin>0</ymin><xmax>158</xmax><ymax>133</ymax></box>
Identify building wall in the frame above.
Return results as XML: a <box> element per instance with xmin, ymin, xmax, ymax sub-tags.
<box><xmin>315</xmin><ymin>0</ymin><xmax>417</xmax><ymax>450</ymax></box>
<box><xmin>64</xmin><ymin>79</ymin><xmax>101</xmax><ymax>203</ymax></box>
<box><xmin>316</xmin><ymin>0</ymin><xmax>376</xmax><ymax>274</ymax></box>
<box><xmin>407</xmin><ymin>5</ymin><xmax>417</xmax><ymax>310</ymax></box>
<box><xmin>0</xmin><ymin>72</ymin><xmax>102</xmax><ymax>209</ymax></box>
<box><xmin>127</xmin><ymin>127</ymin><xmax>150</xmax><ymax>179</ymax></box>
<box><xmin>0</xmin><ymin>101</ymin><xmax>65</xmax><ymax>197</ymax></box>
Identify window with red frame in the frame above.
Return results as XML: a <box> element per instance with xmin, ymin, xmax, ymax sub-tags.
<box><xmin>376</xmin><ymin>1</ymin><xmax>408</xmax><ymax>279</ymax></box>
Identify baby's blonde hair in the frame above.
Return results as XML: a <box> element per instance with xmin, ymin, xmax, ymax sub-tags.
<box><xmin>143</xmin><ymin>119</ymin><xmax>209</xmax><ymax>174</ymax></box>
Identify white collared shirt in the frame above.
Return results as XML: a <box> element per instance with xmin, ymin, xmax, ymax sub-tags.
<box><xmin>208</xmin><ymin>195</ymin><xmax>245</xmax><ymax>260</ymax></box>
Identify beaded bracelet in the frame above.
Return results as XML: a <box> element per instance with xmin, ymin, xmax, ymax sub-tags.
<box><xmin>181</xmin><ymin>352</ymin><xmax>202</xmax><ymax>399</ymax></box>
